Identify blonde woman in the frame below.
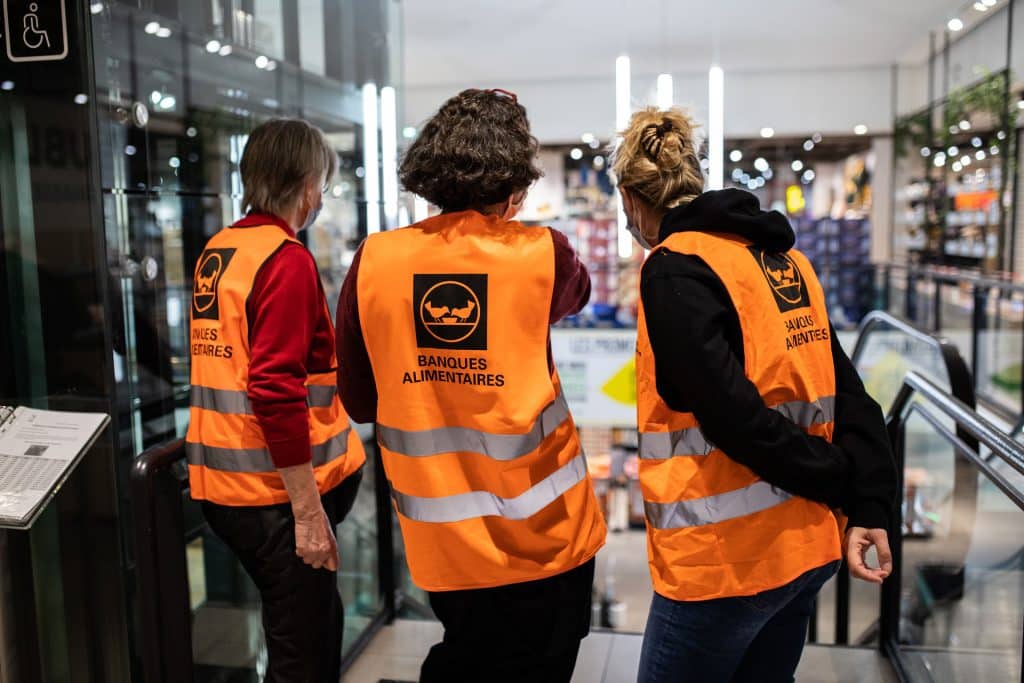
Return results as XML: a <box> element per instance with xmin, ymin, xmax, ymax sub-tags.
<box><xmin>613</xmin><ymin>108</ymin><xmax>897</xmax><ymax>682</ymax></box>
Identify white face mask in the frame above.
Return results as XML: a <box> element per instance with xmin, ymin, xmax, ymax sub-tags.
<box><xmin>626</xmin><ymin>220</ymin><xmax>653</xmax><ymax>251</ymax></box>
<box><xmin>299</xmin><ymin>196</ymin><xmax>322</xmax><ymax>232</ymax></box>
<box><xmin>503</xmin><ymin>195</ymin><xmax>524</xmax><ymax>221</ymax></box>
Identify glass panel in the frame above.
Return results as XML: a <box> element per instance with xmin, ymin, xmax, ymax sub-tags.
<box><xmin>339</xmin><ymin>437</ymin><xmax>382</xmax><ymax>655</ymax></box>
<box><xmin>298</xmin><ymin>0</ymin><xmax>327</xmax><ymax>76</ymax></box>
<box><xmin>253</xmin><ymin>0</ymin><xmax>286</xmax><ymax>60</ymax></box>
<box><xmin>853</xmin><ymin>319</ymin><xmax>956</xmax><ymax>410</ymax></box>
<box><xmin>898</xmin><ymin>412</ymin><xmax>1024</xmax><ymax>682</ymax></box>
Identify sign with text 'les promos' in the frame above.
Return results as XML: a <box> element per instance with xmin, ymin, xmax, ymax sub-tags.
<box><xmin>3</xmin><ymin>0</ymin><xmax>69</xmax><ymax>63</ymax></box>
<box><xmin>551</xmin><ymin>329</ymin><xmax>637</xmax><ymax>428</ymax></box>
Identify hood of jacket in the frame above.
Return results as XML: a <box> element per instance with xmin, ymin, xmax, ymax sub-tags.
<box><xmin>657</xmin><ymin>188</ymin><xmax>795</xmax><ymax>252</ymax></box>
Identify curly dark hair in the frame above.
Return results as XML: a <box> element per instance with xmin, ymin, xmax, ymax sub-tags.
<box><xmin>399</xmin><ymin>89</ymin><xmax>542</xmax><ymax>212</ymax></box>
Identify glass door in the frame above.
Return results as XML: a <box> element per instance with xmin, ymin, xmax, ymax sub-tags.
<box><xmin>89</xmin><ymin>0</ymin><xmax>395</xmax><ymax>676</ymax></box>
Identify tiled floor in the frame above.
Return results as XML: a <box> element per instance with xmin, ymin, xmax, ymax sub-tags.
<box><xmin>339</xmin><ymin>619</ymin><xmax>898</xmax><ymax>683</ymax></box>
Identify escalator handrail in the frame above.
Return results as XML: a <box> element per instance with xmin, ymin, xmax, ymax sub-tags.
<box><xmin>849</xmin><ymin>310</ymin><xmax>977</xmax><ymax>412</ymax></box>
<box><xmin>895</xmin><ymin>372</ymin><xmax>1024</xmax><ymax>483</ymax></box>
<box><xmin>130</xmin><ymin>438</ymin><xmax>192</xmax><ymax>683</ymax></box>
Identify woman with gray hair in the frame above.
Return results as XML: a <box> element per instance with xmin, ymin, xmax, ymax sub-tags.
<box><xmin>186</xmin><ymin>117</ymin><xmax>366</xmax><ymax>681</ymax></box>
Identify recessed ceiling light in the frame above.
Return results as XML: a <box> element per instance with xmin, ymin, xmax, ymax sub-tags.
<box><xmin>854</xmin><ymin>124</ymin><xmax>868</xmax><ymax>135</ymax></box>
<box><xmin>803</xmin><ymin>140</ymin><xmax>814</xmax><ymax>152</ymax></box>
<box><xmin>219</xmin><ymin>45</ymin><xmax>233</xmax><ymax>56</ymax></box>
<box><xmin>760</xmin><ymin>127</ymin><xmax>775</xmax><ymax>139</ymax></box>
<box><xmin>144</xmin><ymin>21</ymin><xmax>160</xmax><ymax>35</ymax></box>
<box><xmin>156</xmin><ymin>27</ymin><xmax>172</xmax><ymax>38</ymax></box>
<box><xmin>948</xmin><ymin>18</ymin><xmax>964</xmax><ymax>32</ymax></box>
<box><xmin>255</xmin><ymin>55</ymin><xmax>269</xmax><ymax>69</ymax></box>
<box><xmin>729</xmin><ymin>150</ymin><xmax>743</xmax><ymax>162</ymax></box>
<box><xmin>570</xmin><ymin>147</ymin><xmax>583</xmax><ymax>160</ymax></box>
<box><xmin>974</xmin><ymin>1</ymin><xmax>988</xmax><ymax>11</ymax></box>
<box><xmin>754</xmin><ymin>157</ymin><xmax>769</xmax><ymax>172</ymax></box>
<box><xmin>206</xmin><ymin>40</ymin><xmax>221</xmax><ymax>53</ymax></box>
<box><xmin>791</xmin><ymin>160</ymin><xmax>804</xmax><ymax>172</ymax></box>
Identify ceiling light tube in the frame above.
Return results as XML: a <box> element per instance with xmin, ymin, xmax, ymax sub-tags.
<box><xmin>656</xmin><ymin>73</ymin><xmax>673</xmax><ymax>110</ymax></box>
<box><xmin>708</xmin><ymin>65</ymin><xmax>725</xmax><ymax>190</ymax></box>
<box><xmin>380</xmin><ymin>86</ymin><xmax>399</xmax><ymax>229</ymax></box>
<box><xmin>616</xmin><ymin>54</ymin><xmax>633</xmax><ymax>257</ymax></box>
<box><xmin>362</xmin><ymin>82</ymin><xmax>381</xmax><ymax>234</ymax></box>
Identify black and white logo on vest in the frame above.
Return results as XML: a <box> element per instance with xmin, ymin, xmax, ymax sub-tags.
<box><xmin>192</xmin><ymin>248</ymin><xmax>236</xmax><ymax>320</ymax></box>
<box><xmin>749</xmin><ymin>248</ymin><xmax>811</xmax><ymax>313</ymax></box>
<box><xmin>413</xmin><ymin>274</ymin><xmax>488</xmax><ymax>351</ymax></box>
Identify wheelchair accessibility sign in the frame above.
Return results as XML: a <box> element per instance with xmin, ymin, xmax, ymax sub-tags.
<box><xmin>3</xmin><ymin>0</ymin><xmax>69</xmax><ymax>63</ymax></box>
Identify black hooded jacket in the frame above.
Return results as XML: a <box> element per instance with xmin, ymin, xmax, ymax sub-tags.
<box><xmin>640</xmin><ymin>189</ymin><xmax>897</xmax><ymax>531</ymax></box>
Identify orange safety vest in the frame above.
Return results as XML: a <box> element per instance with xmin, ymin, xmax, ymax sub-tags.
<box><xmin>636</xmin><ymin>231</ymin><xmax>841</xmax><ymax>602</ymax></box>
<box><xmin>357</xmin><ymin>211</ymin><xmax>607</xmax><ymax>591</ymax></box>
<box><xmin>186</xmin><ymin>224</ymin><xmax>365</xmax><ymax>506</ymax></box>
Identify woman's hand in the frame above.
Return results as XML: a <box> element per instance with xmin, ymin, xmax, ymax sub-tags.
<box><xmin>278</xmin><ymin>462</ymin><xmax>339</xmax><ymax>571</ymax></box>
<box><xmin>294</xmin><ymin>505</ymin><xmax>339</xmax><ymax>571</ymax></box>
<box><xmin>845</xmin><ymin>527</ymin><xmax>892</xmax><ymax>584</ymax></box>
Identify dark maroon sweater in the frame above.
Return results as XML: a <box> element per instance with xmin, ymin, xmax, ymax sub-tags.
<box><xmin>235</xmin><ymin>213</ymin><xmax>336</xmax><ymax>468</ymax></box>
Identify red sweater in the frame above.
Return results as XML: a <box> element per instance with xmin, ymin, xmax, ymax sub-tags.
<box><xmin>335</xmin><ymin>226</ymin><xmax>591</xmax><ymax>423</ymax></box>
<box><xmin>236</xmin><ymin>213</ymin><xmax>335</xmax><ymax>468</ymax></box>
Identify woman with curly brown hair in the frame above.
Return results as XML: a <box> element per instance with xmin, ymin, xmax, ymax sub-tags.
<box><xmin>615</xmin><ymin>106</ymin><xmax>898</xmax><ymax>682</ymax></box>
<box><xmin>335</xmin><ymin>89</ymin><xmax>607</xmax><ymax>683</ymax></box>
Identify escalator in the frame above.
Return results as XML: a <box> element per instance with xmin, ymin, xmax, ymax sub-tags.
<box><xmin>133</xmin><ymin>310</ymin><xmax>1024</xmax><ymax>682</ymax></box>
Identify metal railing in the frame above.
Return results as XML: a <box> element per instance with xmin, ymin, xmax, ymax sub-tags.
<box><xmin>877</xmin><ymin>262</ymin><xmax>1024</xmax><ymax>421</ymax></box>
<box><xmin>882</xmin><ymin>371</ymin><xmax>1024</xmax><ymax>682</ymax></box>
<box><xmin>819</xmin><ymin>310</ymin><xmax>977</xmax><ymax>646</ymax></box>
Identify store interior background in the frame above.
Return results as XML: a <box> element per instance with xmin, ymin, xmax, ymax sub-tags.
<box><xmin>2</xmin><ymin>0</ymin><xmax>1024</xmax><ymax>681</ymax></box>
<box><xmin>398</xmin><ymin>0</ymin><xmax>1024</xmax><ymax>651</ymax></box>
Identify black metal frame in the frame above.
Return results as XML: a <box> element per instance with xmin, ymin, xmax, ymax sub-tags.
<box><xmin>881</xmin><ymin>371</ymin><xmax>1024</xmax><ymax>682</ymax></box>
<box><xmin>823</xmin><ymin>310</ymin><xmax>976</xmax><ymax>646</ymax></box>
<box><xmin>130</xmin><ymin>439</ymin><xmax>193</xmax><ymax>683</ymax></box>
<box><xmin>130</xmin><ymin>436</ymin><xmax>399</xmax><ymax>680</ymax></box>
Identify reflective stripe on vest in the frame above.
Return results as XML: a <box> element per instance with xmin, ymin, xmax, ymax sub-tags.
<box><xmin>187</xmin><ymin>427</ymin><xmax>352</xmax><ymax>473</ymax></box>
<box><xmin>378</xmin><ymin>392</ymin><xmax>570</xmax><ymax>459</ymax></box>
<box><xmin>191</xmin><ymin>384</ymin><xmax>339</xmax><ymax>415</ymax></box>
<box><xmin>644</xmin><ymin>480</ymin><xmax>792</xmax><ymax>530</ymax></box>
<box><xmin>639</xmin><ymin>396</ymin><xmax>835</xmax><ymax>460</ymax></box>
<box><xmin>391</xmin><ymin>452</ymin><xmax>587</xmax><ymax>523</ymax></box>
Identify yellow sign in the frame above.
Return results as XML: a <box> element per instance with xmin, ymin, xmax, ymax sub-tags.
<box><xmin>601</xmin><ymin>357</ymin><xmax>637</xmax><ymax>406</ymax></box>
<box><xmin>786</xmin><ymin>184</ymin><xmax>806</xmax><ymax>214</ymax></box>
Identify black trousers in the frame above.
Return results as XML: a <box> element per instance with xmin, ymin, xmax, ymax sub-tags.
<box><xmin>202</xmin><ymin>468</ymin><xmax>363</xmax><ymax>683</ymax></box>
<box><xmin>421</xmin><ymin>558</ymin><xmax>596</xmax><ymax>683</ymax></box>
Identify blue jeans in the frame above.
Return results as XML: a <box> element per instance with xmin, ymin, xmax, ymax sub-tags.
<box><xmin>637</xmin><ymin>561</ymin><xmax>839</xmax><ymax>683</ymax></box>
